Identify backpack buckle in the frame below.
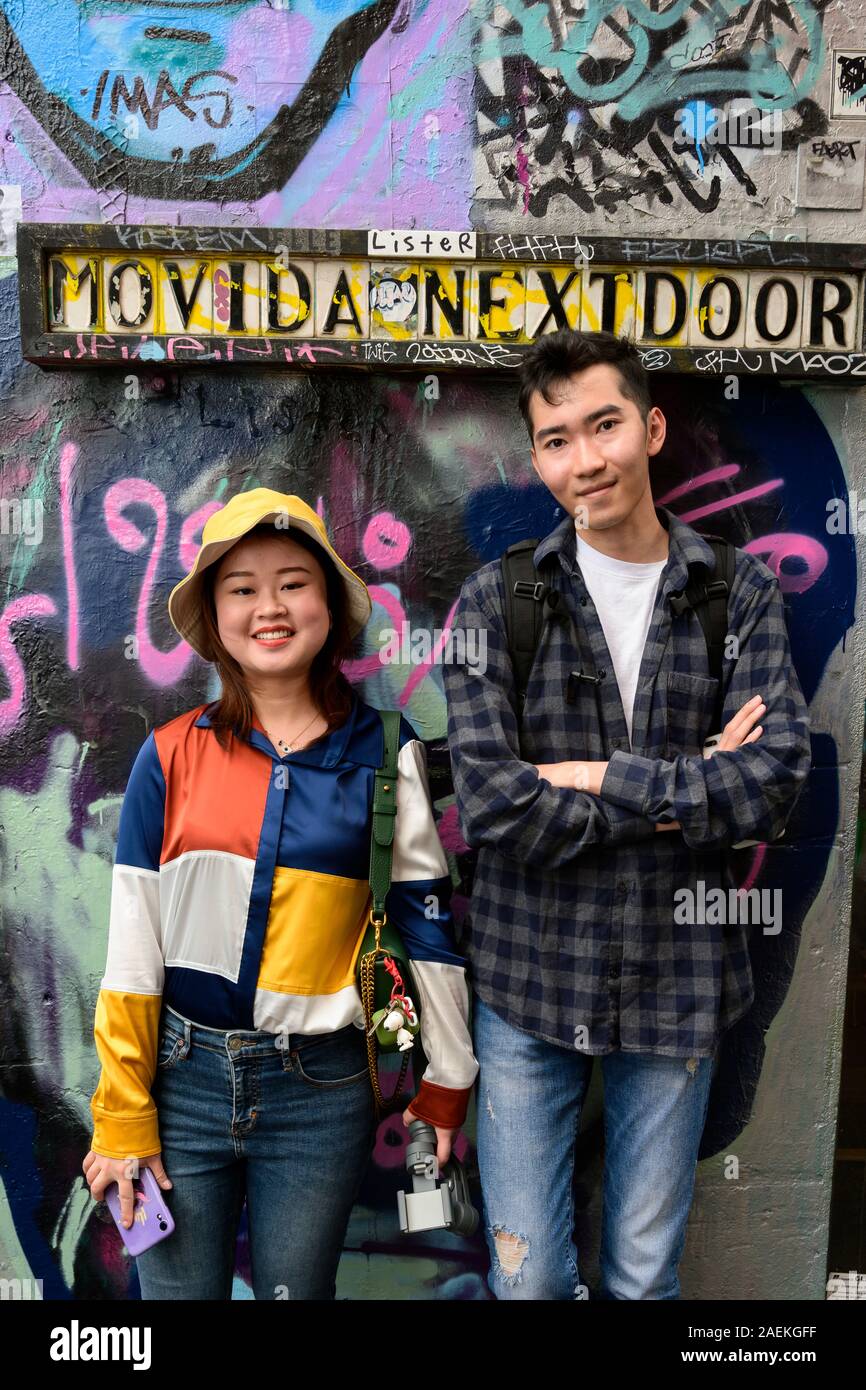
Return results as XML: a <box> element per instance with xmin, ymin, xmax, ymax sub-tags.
<box><xmin>705</xmin><ymin>580</ymin><xmax>728</xmax><ymax>599</ymax></box>
<box><xmin>669</xmin><ymin>590</ymin><xmax>692</xmax><ymax>616</ymax></box>
<box><xmin>513</xmin><ymin>580</ymin><xmax>546</xmax><ymax>601</ymax></box>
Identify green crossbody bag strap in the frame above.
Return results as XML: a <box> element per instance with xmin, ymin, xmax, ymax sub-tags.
<box><xmin>369</xmin><ymin>708</ymin><xmax>400</xmax><ymax>919</ymax></box>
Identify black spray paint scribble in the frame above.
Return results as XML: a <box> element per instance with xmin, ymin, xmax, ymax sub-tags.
<box><xmin>473</xmin><ymin>0</ymin><xmax>828</xmax><ymax>218</ymax></box>
<box><xmin>837</xmin><ymin>54</ymin><xmax>866</xmax><ymax>110</ymax></box>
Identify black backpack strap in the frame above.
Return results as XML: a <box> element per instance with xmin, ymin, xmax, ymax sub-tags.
<box><xmin>671</xmin><ymin>534</ymin><xmax>735</xmax><ymax>732</ymax></box>
<box><xmin>502</xmin><ymin>539</ymin><xmax>547</xmax><ymax>724</ymax></box>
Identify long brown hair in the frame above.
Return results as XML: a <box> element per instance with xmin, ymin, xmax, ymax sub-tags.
<box><xmin>199</xmin><ymin>521</ymin><xmax>356</xmax><ymax>750</ymax></box>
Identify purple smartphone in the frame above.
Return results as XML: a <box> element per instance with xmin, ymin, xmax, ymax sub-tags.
<box><xmin>104</xmin><ymin>1166</ymin><xmax>175</xmax><ymax>1255</ymax></box>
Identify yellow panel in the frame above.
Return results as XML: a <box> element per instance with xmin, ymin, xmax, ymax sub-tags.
<box><xmin>258</xmin><ymin>866</ymin><xmax>371</xmax><ymax>996</ymax></box>
<box><xmin>90</xmin><ymin>989</ymin><xmax>163</xmax><ymax>1159</ymax></box>
<box><xmin>688</xmin><ymin>269</ymin><xmax>748</xmax><ymax>347</ymax></box>
<box><xmin>637</xmin><ymin>267</ymin><xmax>692</xmax><ymax>347</ymax></box>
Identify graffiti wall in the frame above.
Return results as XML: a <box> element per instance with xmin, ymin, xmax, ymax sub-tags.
<box><xmin>1</xmin><ymin>0</ymin><xmax>865</xmax><ymax>1301</ymax></box>
<box><xmin>1</xmin><ymin>1</ymin><xmax>865</xmax><ymax>235</ymax></box>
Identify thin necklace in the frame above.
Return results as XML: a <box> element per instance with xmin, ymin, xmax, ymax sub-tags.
<box><xmin>264</xmin><ymin>711</ymin><xmax>322</xmax><ymax>755</ymax></box>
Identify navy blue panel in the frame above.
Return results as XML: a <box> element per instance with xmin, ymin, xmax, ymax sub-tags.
<box><xmin>386</xmin><ymin>877</ymin><xmax>464</xmax><ymax>966</ymax></box>
<box><xmin>163</xmin><ymin>965</ymin><xmax>247</xmax><ymax>1031</ymax></box>
<box><xmin>115</xmin><ymin>731</ymin><xmax>166</xmax><ymax>872</ymax></box>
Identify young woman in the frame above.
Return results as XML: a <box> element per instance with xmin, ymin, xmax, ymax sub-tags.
<box><xmin>82</xmin><ymin>489</ymin><xmax>478</xmax><ymax>1300</ymax></box>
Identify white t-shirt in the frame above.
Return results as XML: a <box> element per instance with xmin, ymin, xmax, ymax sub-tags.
<box><xmin>575</xmin><ymin>532</ymin><xmax>667</xmax><ymax>748</ymax></box>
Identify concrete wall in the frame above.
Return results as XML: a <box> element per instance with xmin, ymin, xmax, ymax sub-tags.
<box><xmin>0</xmin><ymin>0</ymin><xmax>863</xmax><ymax>1300</ymax></box>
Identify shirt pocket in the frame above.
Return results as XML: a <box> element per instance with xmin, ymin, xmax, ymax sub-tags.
<box><xmin>664</xmin><ymin>670</ymin><xmax>720</xmax><ymax>758</ymax></box>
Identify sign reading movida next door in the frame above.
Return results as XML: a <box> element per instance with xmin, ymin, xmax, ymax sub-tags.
<box><xmin>16</xmin><ymin>224</ymin><xmax>866</xmax><ymax>377</ymax></box>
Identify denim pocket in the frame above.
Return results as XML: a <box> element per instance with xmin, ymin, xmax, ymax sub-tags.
<box><xmin>292</xmin><ymin>1026</ymin><xmax>370</xmax><ymax>1088</ymax></box>
<box><xmin>156</xmin><ymin>1025</ymin><xmax>186</xmax><ymax>1072</ymax></box>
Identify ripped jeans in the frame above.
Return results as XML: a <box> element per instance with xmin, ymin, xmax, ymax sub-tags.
<box><xmin>472</xmin><ymin>993</ymin><xmax>715</xmax><ymax>1301</ymax></box>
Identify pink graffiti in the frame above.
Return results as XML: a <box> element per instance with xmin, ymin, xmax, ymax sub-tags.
<box><xmin>362</xmin><ymin>512</ymin><xmax>412</xmax><ymax>569</ymax></box>
<box><xmin>743</xmin><ymin>533</ymin><xmax>828</xmax><ymax>594</ymax></box>
<box><xmin>343</xmin><ymin>582</ymin><xmax>456</xmax><ymax>708</ymax></box>
<box><xmin>436</xmin><ymin>801</ymin><xmax>472</xmax><ymax>856</ymax></box>
<box><xmin>400</xmin><ymin>597</ymin><xmax>459</xmax><ymax>706</ymax></box>
<box><xmin>1</xmin><ymin>459</ymin><xmax>35</xmax><ymax>490</ymax></box>
<box><xmin>60</xmin><ymin>442</ymin><xmax>81</xmax><ymax>671</ymax></box>
<box><xmin>103</xmin><ymin>479</ymin><xmax>194</xmax><ymax>686</ymax></box>
<box><xmin>52</xmin><ymin>334</ymin><xmax>347</xmax><ymax>367</ymax></box>
<box><xmin>179</xmin><ymin>501</ymin><xmax>222</xmax><ymax>572</ymax></box>
<box><xmin>4</xmin><ymin>407</ymin><xmax>50</xmax><ymax>447</ymax></box>
<box><xmin>736</xmin><ymin>842</ymin><xmax>768</xmax><ymax>895</ymax></box>
<box><xmin>213</xmin><ymin>267</ymin><xmax>230</xmax><ymax>326</ymax></box>
<box><xmin>342</xmin><ymin>582</ymin><xmax>407</xmax><ymax>684</ymax></box>
<box><xmin>676</xmin><ymin>480</ymin><xmax>783</xmax><ymax>524</ymax></box>
<box><xmin>372</xmin><ymin>1111</ymin><xmax>469</xmax><ymax>1169</ymax></box>
<box><xmin>656</xmin><ymin>464</ymin><xmax>741</xmax><ymax>505</ymax></box>
<box><xmin>0</xmin><ymin>595</ymin><xmax>58</xmax><ymax>736</ymax></box>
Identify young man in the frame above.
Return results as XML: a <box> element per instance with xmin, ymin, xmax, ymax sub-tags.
<box><xmin>442</xmin><ymin>328</ymin><xmax>811</xmax><ymax>1300</ymax></box>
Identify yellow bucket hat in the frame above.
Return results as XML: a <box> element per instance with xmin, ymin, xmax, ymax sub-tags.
<box><xmin>168</xmin><ymin>488</ymin><xmax>372</xmax><ymax>660</ymax></box>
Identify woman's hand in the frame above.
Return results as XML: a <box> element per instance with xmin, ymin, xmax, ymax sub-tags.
<box><xmin>82</xmin><ymin>1150</ymin><xmax>172</xmax><ymax>1229</ymax></box>
<box><xmin>401</xmin><ymin>1106</ymin><xmax>458</xmax><ymax>1168</ymax></box>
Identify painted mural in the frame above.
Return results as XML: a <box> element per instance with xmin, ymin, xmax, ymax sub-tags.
<box><xmin>0</xmin><ymin>1</ymin><xmax>855</xmax><ymax>230</ymax></box>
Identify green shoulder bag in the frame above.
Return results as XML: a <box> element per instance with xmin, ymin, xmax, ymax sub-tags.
<box><xmin>356</xmin><ymin>708</ymin><xmax>422</xmax><ymax>1113</ymax></box>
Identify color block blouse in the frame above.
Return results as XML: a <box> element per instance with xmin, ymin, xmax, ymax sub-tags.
<box><xmin>89</xmin><ymin>691</ymin><xmax>478</xmax><ymax>1158</ymax></box>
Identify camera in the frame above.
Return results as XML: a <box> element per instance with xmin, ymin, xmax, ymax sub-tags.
<box><xmin>397</xmin><ymin>1119</ymin><xmax>479</xmax><ymax>1236</ymax></box>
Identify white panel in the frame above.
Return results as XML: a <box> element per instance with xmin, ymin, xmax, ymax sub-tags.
<box><xmin>159</xmin><ymin>850</ymin><xmax>254</xmax><ymax>980</ymax></box>
<box><xmin>410</xmin><ymin>959</ymin><xmax>479</xmax><ymax>1089</ymax></box>
<box><xmin>101</xmin><ymin>862</ymin><xmax>163</xmax><ymax>993</ymax></box>
<box><xmin>253</xmin><ymin>983</ymin><xmax>363</xmax><ymax>1035</ymax></box>
<box><xmin>391</xmin><ymin>739</ymin><xmax>450</xmax><ymax>883</ymax></box>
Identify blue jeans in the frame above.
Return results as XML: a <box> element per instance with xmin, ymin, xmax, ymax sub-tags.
<box><xmin>136</xmin><ymin>1005</ymin><xmax>375</xmax><ymax>1300</ymax></box>
<box><xmin>472</xmin><ymin>993</ymin><xmax>715</xmax><ymax>1301</ymax></box>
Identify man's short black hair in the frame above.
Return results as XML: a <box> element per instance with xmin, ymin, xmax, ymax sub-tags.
<box><xmin>518</xmin><ymin>329</ymin><xmax>652</xmax><ymax>443</ymax></box>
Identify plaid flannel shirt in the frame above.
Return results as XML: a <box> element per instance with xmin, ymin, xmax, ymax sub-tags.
<box><xmin>442</xmin><ymin>505</ymin><xmax>811</xmax><ymax>1057</ymax></box>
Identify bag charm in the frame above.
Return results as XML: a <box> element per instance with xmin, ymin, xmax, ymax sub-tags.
<box><xmin>368</xmin><ymin>958</ymin><xmax>421</xmax><ymax>1051</ymax></box>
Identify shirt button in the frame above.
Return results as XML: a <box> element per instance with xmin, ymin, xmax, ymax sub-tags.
<box><xmin>609</xmin><ymin>963</ymin><xmax>621</xmax><ymax>980</ymax></box>
<box><xmin>580</xmin><ymin>597</ymin><xmax>588</xmax><ymax>607</ymax></box>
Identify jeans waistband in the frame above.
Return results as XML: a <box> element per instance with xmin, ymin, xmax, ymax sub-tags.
<box><xmin>162</xmin><ymin>1003</ymin><xmax>362</xmax><ymax>1055</ymax></box>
